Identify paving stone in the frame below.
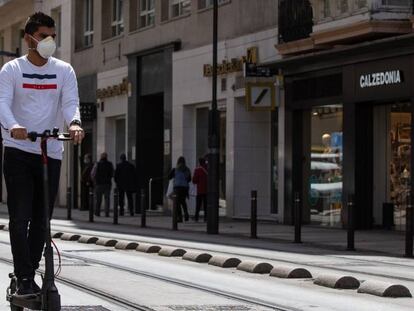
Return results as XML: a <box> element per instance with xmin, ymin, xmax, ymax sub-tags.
<box><xmin>182</xmin><ymin>251</ymin><xmax>212</xmax><ymax>263</ymax></box>
<box><xmin>270</xmin><ymin>266</ymin><xmax>312</xmax><ymax>279</ymax></box>
<box><xmin>314</xmin><ymin>274</ymin><xmax>360</xmax><ymax>289</ymax></box>
<box><xmin>114</xmin><ymin>240</ymin><xmax>139</xmax><ymax>250</ymax></box>
<box><xmin>158</xmin><ymin>247</ymin><xmax>186</xmax><ymax>257</ymax></box>
<box><xmin>60</xmin><ymin>233</ymin><xmax>81</xmax><ymax>241</ymax></box>
<box><xmin>136</xmin><ymin>243</ymin><xmax>162</xmax><ymax>253</ymax></box>
<box><xmin>96</xmin><ymin>238</ymin><xmax>118</xmax><ymax>247</ymax></box>
<box><xmin>237</xmin><ymin>260</ymin><xmax>273</xmax><ymax>274</ymax></box>
<box><xmin>77</xmin><ymin>236</ymin><xmax>99</xmax><ymax>244</ymax></box>
<box><xmin>358</xmin><ymin>280</ymin><xmax>412</xmax><ymax>298</ymax></box>
<box><xmin>208</xmin><ymin>256</ymin><xmax>241</xmax><ymax>268</ymax></box>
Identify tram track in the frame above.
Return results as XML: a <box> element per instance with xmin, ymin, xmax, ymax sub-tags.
<box><xmin>0</xmin><ymin>248</ymin><xmax>298</xmax><ymax>311</ymax></box>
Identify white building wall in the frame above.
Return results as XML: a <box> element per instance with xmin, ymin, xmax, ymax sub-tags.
<box><xmin>173</xmin><ymin>27</ymin><xmax>280</xmax><ymax>219</ymax></box>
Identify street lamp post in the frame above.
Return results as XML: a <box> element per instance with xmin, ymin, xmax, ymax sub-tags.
<box><xmin>207</xmin><ymin>0</ymin><xmax>220</xmax><ymax>234</ymax></box>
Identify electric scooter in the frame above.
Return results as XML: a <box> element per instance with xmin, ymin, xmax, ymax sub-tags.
<box><xmin>6</xmin><ymin>128</ymin><xmax>72</xmax><ymax>311</ymax></box>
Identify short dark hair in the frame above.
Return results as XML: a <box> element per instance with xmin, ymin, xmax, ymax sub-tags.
<box><xmin>199</xmin><ymin>158</ymin><xmax>206</xmax><ymax>166</ymax></box>
<box><xmin>24</xmin><ymin>12</ymin><xmax>55</xmax><ymax>35</ymax></box>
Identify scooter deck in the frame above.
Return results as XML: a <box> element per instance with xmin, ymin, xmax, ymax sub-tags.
<box><xmin>7</xmin><ymin>293</ymin><xmax>42</xmax><ymax>309</ymax></box>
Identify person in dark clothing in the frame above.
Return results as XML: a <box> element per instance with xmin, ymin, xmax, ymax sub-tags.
<box><xmin>80</xmin><ymin>153</ymin><xmax>93</xmax><ymax>211</ymax></box>
<box><xmin>91</xmin><ymin>152</ymin><xmax>114</xmax><ymax>217</ymax></box>
<box><xmin>168</xmin><ymin>156</ymin><xmax>191</xmax><ymax>222</ymax></box>
<box><xmin>192</xmin><ymin>158</ymin><xmax>208</xmax><ymax>222</ymax></box>
<box><xmin>114</xmin><ymin>154</ymin><xmax>137</xmax><ymax>216</ymax></box>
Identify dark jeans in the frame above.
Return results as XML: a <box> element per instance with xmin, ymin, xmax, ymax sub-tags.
<box><xmin>118</xmin><ymin>189</ymin><xmax>134</xmax><ymax>216</ymax></box>
<box><xmin>80</xmin><ymin>183</ymin><xmax>90</xmax><ymax>211</ymax></box>
<box><xmin>95</xmin><ymin>184</ymin><xmax>111</xmax><ymax>216</ymax></box>
<box><xmin>195</xmin><ymin>194</ymin><xmax>207</xmax><ymax>222</ymax></box>
<box><xmin>174</xmin><ymin>187</ymin><xmax>189</xmax><ymax>221</ymax></box>
<box><xmin>3</xmin><ymin>147</ymin><xmax>61</xmax><ymax>280</ymax></box>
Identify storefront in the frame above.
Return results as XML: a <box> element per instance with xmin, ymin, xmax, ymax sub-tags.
<box><xmin>278</xmin><ymin>34</ymin><xmax>414</xmax><ymax>230</ymax></box>
<box><xmin>172</xmin><ymin>28</ymin><xmax>280</xmax><ymax>218</ymax></box>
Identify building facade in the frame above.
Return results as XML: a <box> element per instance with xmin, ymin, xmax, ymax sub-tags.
<box><xmin>274</xmin><ymin>0</ymin><xmax>414</xmax><ymax>230</ymax></box>
<box><xmin>71</xmin><ymin>0</ymin><xmax>278</xmax><ymax>211</ymax></box>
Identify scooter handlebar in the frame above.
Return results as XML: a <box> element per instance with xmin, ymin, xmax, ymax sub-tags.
<box><xmin>26</xmin><ymin>128</ymin><xmax>72</xmax><ymax>142</ymax></box>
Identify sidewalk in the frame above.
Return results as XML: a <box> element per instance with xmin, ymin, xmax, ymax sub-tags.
<box><xmin>0</xmin><ymin>203</ymin><xmax>410</xmax><ymax>257</ymax></box>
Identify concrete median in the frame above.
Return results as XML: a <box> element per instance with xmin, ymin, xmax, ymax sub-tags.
<box><xmin>158</xmin><ymin>247</ymin><xmax>186</xmax><ymax>257</ymax></box>
<box><xmin>182</xmin><ymin>252</ymin><xmax>212</xmax><ymax>263</ymax></box>
<box><xmin>115</xmin><ymin>241</ymin><xmax>139</xmax><ymax>250</ymax></box>
<box><xmin>358</xmin><ymin>280</ymin><xmax>412</xmax><ymax>298</ymax></box>
<box><xmin>78</xmin><ymin>236</ymin><xmax>99</xmax><ymax>244</ymax></box>
<box><xmin>60</xmin><ymin>233</ymin><xmax>81</xmax><ymax>241</ymax></box>
<box><xmin>314</xmin><ymin>274</ymin><xmax>360</xmax><ymax>290</ymax></box>
<box><xmin>96</xmin><ymin>238</ymin><xmax>118</xmax><ymax>247</ymax></box>
<box><xmin>136</xmin><ymin>243</ymin><xmax>162</xmax><ymax>253</ymax></box>
<box><xmin>52</xmin><ymin>232</ymin><xmax>64</xmax><ymax>239</ymax></box>
<box><xmin>237</xmin><ymin>261</ymin><xmax>273</xmax><ymax>274</ymax></box>
<box><xmin>208</xmin><ymin>256</ymin><xmax>241</xmax><ymax>268</ymax></box>
<box><xmin>270</xmin><ymin>266</ymin><xmax>312</xmax><ymax>279</ymax></box>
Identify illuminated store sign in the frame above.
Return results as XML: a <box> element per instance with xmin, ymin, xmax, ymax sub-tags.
<box><xmin>359</xmin><ymin>70</ymin><xmax>402</xmax><ymax>89</ymax></box>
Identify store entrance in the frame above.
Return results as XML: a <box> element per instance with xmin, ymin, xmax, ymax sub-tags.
<box><xmin>373</xmin><ymin>102</ymin><xmax>411</xmax><ymax>230</ymax></box>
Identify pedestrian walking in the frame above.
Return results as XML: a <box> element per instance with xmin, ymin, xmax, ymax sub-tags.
<box><xmin>192</xmin><ymin>158</ymin><xmax>208</xmax><ymax>222</ymax></box>
<box><xmin>80</xmin><ymin>153</ymin><xmax>93</xmax><ymax>211</ymax></box>
<box><xmin>91</xmin><ymin>152</ymin><xmax>114</xmax><ymax>217</ymax></box>
<box><xmin>114</xmin><ymin>154</ymin><xmax>137</xmax><ymax>216</ymax></box>
<box><xmin>169</xmin><ymin>156</ymin><xmax>191</xmax><ymax>222</ymax></box>
<box><xmin>0</xmin><ymin>12</ymin><xmax>83</xmax><ymax>296</ymax></box>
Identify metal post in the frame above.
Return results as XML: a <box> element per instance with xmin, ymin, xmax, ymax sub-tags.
<box><xmin>73</xmin><ymin>144</ymin><xmax>79</xmax><ymax>209</ymax></box>
<box><xmin>66</xmin><ymin>187</ymin><xmax>72</xmax><ymax>220</ymax></box>
<box><xmin>405</xmin><ymin>192</ymin><xmax>413</xmax><ymax>257</ymax></box>
<box><xmin>207</xmin><ymin>0</ymin><xmax>220</xmax><ymax>235</ymax></box>
<box><xmin>141</xmin><ymin>188</ymin><xmax>146</xmax><ymax>228</ymax></box>
<box><xmin>251</xmin><ymin>190</ymin><xmax>257</xmax><ymax>239</ymax></box>
<box><xmin>89</xmin><ymin>187</ymin><xmax>94</xmax><ymax>223</ymax></box>
<box><xmin>294</xmin><ymin>192</ymin><xmax>301</xmax><ymax>243</ymax></box>
<box><xmin>347</xmin><ymin>194</ymin><xmax>355</xmax><ymax>251</ymax></box>
<box><xmin>172</xmin><ymin>194</ymin><xmax>178</xmax><ymax>231</ymax></box>
<box><xmin>148</xmin><ymin>178</ymin><xmax>152</xmax><ymax>211</ymax></box>
<box><xmin>113</xmin><ymin>188</ymin><xmax>119</xmax><ymax>225</ymax></box>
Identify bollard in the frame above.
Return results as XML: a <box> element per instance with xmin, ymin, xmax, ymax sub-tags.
<box><xmin>141</xmin><ymin>189</ymin><xmax>146</xmax><ymax>228</ymax></box>
<box><xmin>347</xmin><ymin>194</ymin><xmax>355</xmax><ymax>251</ymax></box>
<box><xmin>405</xmin><ymin>193</ymin><xmax>413</xmax><ymax>258</ymax></box>
<box><xmin>88</xmin><ymin>187</ymin><xmax>94</xmax><ymax>223</ymax></box>
<box><xmin>294</xmin><ymin>192</ymin><xmax>301</xmax><ymax>243</ymax></box>
<box><xmin>113</xmin><ymin>188</ymin><xmax>119</xmax><ymax>225</ymax></box>
<box><xmin>66</xmin><ymin>187</ymin><xmax>72</xmax><ymax>220</ymax></box>
<box><xmin>172</xmin><ymin>193</ymin><xmax>178</xmax><ymax>231</ymax></box>
<box><xmin>251</xmin><ymin>190</ymin><xmax>257</xmax><ymax>239</ymax></box>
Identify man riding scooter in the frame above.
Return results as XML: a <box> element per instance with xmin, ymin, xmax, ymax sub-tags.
<box><xmin>0</xmin><ymin>12</ymin><xmax>84</xmax><ymax>297</ymax></box>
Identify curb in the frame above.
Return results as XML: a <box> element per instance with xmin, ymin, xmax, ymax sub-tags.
<box><xmin>115</xmin><ymin>241</ymin><xmax>139</xmax><ymax>250</ymax></box>
<box><xmin>237</xmin><ymin>261</ymin><xmax>273</xmax><ymax>274</ymax></box>
<box><xmin>182</xmin><ymin>252</ymin><xmax>212</xmax><ymax>263</ymax></box>
<box><xmin>78</xmin><ymin>236</ymin><xmax>99</xmax><ymax>244</ymax></box>
<box><xmin>208</xmin><ymin>256</ymin><xmax>241</xmax><ymax>268</ymax></box>
<box><xmin>60</xmin><ymin>233</ymin><xmax>81</xmax><ymax>241</ymax></box>
<box><xmin>158</xmin><ymin>247</ymin><xmax>187</xmax><ymax>257</ymax></box>
<box><xmin>314</xmin><ymin>274</ymin><xmax>360</xmax><ymax>290</ymax></box>
<box><xmin>3</xmin><ymin>225</ymin><xmax>8</xmax><ymax>231</ymax></box>
<box><xmin>0</xmin><ymin>224</ymin><xmax>5</xmax><ymax>230</ymax></box>
<box><xmin>358</xmin><ymin>280</ymin><xmax>412</xmax><ymax>298</ymax></box>
<box><xmin>52</xmin><ymin>232</ymin><xmax>64</xmax><ymax>239</ymax></box>
<box><xmin>270</xmin><ymin>266</ymin><xmax>313</xmax><ymax>279</ymax></box>
<box><xmin>96</xmin><ymin>238</ymin><xmax>118</xmax><ymax>247</ymax></box>
<box><xmin>136</xmin><ymin>243</ymin><xmax>162</xmax><ymax>253</ymax></box>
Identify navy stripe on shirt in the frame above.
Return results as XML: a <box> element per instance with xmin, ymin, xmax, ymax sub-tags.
<box><xmin>23</xmin><ymin>73</ymin><xmax>57</xmax><ymax>79</ymax></box>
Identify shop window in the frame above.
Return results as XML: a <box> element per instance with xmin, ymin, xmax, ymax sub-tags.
<box><xmin>139</xmin><ymin>0</ymin><xmax>155</xmax><ymax>28</ymax></box>
<box><xmin>309</xmin><ymin>105</ymin><xmax>343</xmax><ymax>227</ymax></box>
<box><xmin>112</xmin><ymin>0</ymin><xmax>124</xmax><ymax>36</ymax></box>
<box><xmin>75</xmin><ymin>0</ymin><xmax>93</xmax><ymax>49</ymax></box>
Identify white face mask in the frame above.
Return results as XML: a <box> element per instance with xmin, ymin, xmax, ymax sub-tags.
<box><xmin>30</xmin><ymin>35</ymin><xmax>56</xmax><ymax>59</ymax></box>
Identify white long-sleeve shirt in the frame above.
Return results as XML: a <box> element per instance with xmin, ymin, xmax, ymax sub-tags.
<box><xmin>0</xmin><ymin>56</ymin><xmax>81</xmax><ymax>160</ymax></box>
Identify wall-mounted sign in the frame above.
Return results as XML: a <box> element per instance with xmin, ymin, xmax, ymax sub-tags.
<box><xmin>246</xmin><ymin>82</ymin><xmax>276</xmax><ymax>111</ymax></box>
<box><xmin>359</xmin><ymin>70</ymin><xmax>403</xmax><ymax>89</ymax></box>
<box><xmin>203</xmin><ymin>46</ymin><xmax>258</xmax><ymax>77</ymax></box>
<box><xmin>96</xmin><ymin>78</ymin><xmax>129</xmax><ymax>99</ymax></box>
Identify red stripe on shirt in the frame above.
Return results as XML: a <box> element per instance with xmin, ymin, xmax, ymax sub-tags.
<box><xmin>22</xmin><ymin>83</ymin><xmax>57</xmax><ymax>90</ymax></box>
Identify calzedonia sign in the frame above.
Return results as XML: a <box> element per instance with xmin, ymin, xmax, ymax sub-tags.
<box><xmin>359</xmin><ymin>70</ymin><xmax>403</xmax><ymax>89</ymax></box>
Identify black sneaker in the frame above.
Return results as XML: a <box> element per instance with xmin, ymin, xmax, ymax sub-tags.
<box><xmin>15</xmin><ymin>278</ymin><xmax>36</xmax><ymax>297</ymax></box>
<box><xmin>31</xmin><ymin>279</ymin><xmax>41</xmax><ymax>294</ymax></box>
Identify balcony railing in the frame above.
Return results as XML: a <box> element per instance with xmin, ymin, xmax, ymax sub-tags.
<box><xmin>278</xmin><ymin>0</ymin><xmax>313</xmax><ymax>43</ymax></box>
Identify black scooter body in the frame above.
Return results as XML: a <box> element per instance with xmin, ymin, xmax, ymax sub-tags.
<box><xmin>6</xmin><ymin>129</ymin><xmax>70</xmax><ymax>311</ymax></box>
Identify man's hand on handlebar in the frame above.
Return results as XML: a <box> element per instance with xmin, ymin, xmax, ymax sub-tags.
<box><xmin>69</xmin><ymin>124</ymin><xmax>84</xmax><ymax>145</ymax></box>
<box><xmin>10</xmin><ymin>125</ymin><xmax>27</xmax><ymax>140</ymax></box>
